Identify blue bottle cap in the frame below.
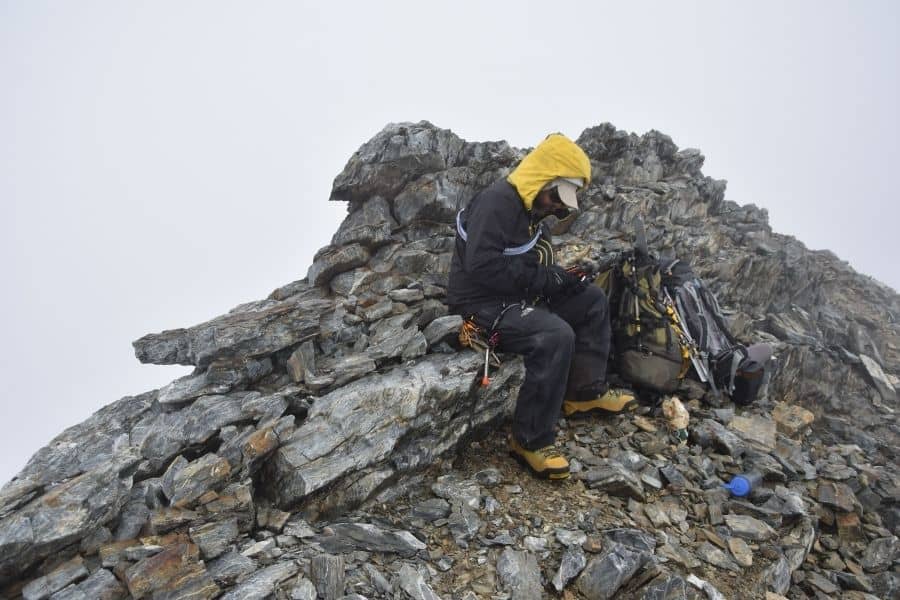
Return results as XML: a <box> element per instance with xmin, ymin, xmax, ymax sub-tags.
<box><xmin>723</xmin><ymin>475</ymin><xmax>751</xmax><ymax>497</ymax></box>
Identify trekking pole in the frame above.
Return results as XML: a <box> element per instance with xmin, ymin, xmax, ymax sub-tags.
<box><xmin>482</xmin><ymin>346</ymin><xmax>491</xmax><ymax>387</ymax></box>
<box><xmin>662</xmin><ymin>290</ymin><xmax>711</xmax><ymax>383</ymax></box>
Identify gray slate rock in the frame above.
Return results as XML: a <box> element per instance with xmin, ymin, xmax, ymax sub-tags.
<box><xmin>289</xmin><ymin>577</ymin><xmax>317</xmax><ymax>600</ymax></box>
<box><xmin>329</xmin><ymin>121</ymin><xmax>477</xmax><ymax>204</ymax></box>
<box><xmin>157</xmin><ymin>358</ymin><xmax>272</xmax><ymax>405</ymax></box>
<box><xmin>640</xmin><ymin>575</ymin><xmax>691</xmax><ymax>600</ymax></box>
<box><xmin>582</xmin><ymin>461</ymin><xmax>646</xmax><ymax>501</ymax></box>
<box><xmin>764</xmin><ymin>555</ymin><xmax>792</xmax><ymax>595</ymax></box>
<box><xmin>696</xmin><ymin>541</ymin><xmax>741</xmax><ymax>572</ymax></box>
<box><xmin>123</xmin><ymin>543</ymin><xmax>219</xmax><ymax>600</ymax></box>
<box><xmin>133</xmin><ymin>296</ymin><xmax>330</xmax><ymax>368</ymax></box>
<box><xmin>316</xmin><ymin>522</ymin><xmax>426</xmax><ymax>556</ymax></box>
<box><xmin>161</xmin><ymin>453</ymin><xmax>232</xmax><ymax>507</ymax></box>
<box><xmin>310</xmin><ymin>554</ymin><xmax>345</xmax><ymax>600</ymax></box>
<box><xmin>389</xmin><ymin>288</ymin><xmax>425</xmax><ymax>303</ymax></box>
<box><xmin>423</xmin><ymin>315</ymin><xmax>463</xmax><ymax>348</ymax></box>
<box><xmin>871</xmin><ymin>571</ymin><xmax>900</xmax><ymax>599</ymax></box>
<box><xmin>552</xmin><ymin>545</ymin><xmax>587</xmax><ymax>592</ymax></box>
<box><xmin>207</xmin><ymin>551</ymin><xmax>257</xmax><ymax>586</ymax></box>
<box><xmin>861</xmin><ymin>535</ymin><xmax>898</xmax><ymax>573</ymax></box>
<box><xmin>691</xmin><ymin>419</ymin><xmax>745</xmax><ymax>456</ymax></box>
<box><xmin>189</xmin><ymin>519</ymin><xmax>239</xmax><ymax>560</ymax></box>
<box><xmin>576</xmin><ymin>542</ymin><xmax>647</xmax><ymax>600</ymax></box>
<box><xmin>23</xmin><ymin>556</ymin><xmax>89</xmax><ymax>600</ymax></box>
<box><xmin>363</xmin><ymin>564</ymin><xmax>393</xmax><ymax>596</ymax></box>
<box><xmin>411</xmin><ymin>498</ymin><xmax>451</xmax><ymax>521</ymax></box>
<box><xmin>49</xmin><ymin>568</ymin><xmax>126</xmax><ymax>600</ymax></box>
<box><xmin>366</xmin><ymin>313</ymin><xmax>420</xmax><ymax>360</ymax></box>
<box><xmin>308</xmin><ymin>243</ymin><xmax>371</xmax><ymax>287</ymax></box>
<box><xmin>0</xmin><ymin>464</ymin><xmax>131</xmax><ymax>584</ymax></box>
<box><xmin>833</xmin><ymin>571</ymin><xmax>874</xmax><ymax>593</ymax></box>
<box><xmin>724</xmin><ymin>514</ymin><xmax>777</xmax><ymax>542</ymax></box>
<box><xmin>398</xmin><ymin>564</ymin><xmax>442</xmax><ymax>600</ymax></box>
<box><xmin>129</xmin><ymin>392</ymin><xmax>247</xmax><ymax>473</ymax></box>
<box><xmin>219</xmin><ymin>561</ymin><xmax>300</xmax><ymax>600</ymax></box>
<box><xmin>497</xmin><ymin>548</ymin><xmax>543</xmax><ymax>600</ymax></box>
<box><xmin>8</xmin><ymin>392</ymin><xmax>152</xmax><ymax>489</ymax></box>
<box><xmin>603</xmin><ymin>528</ymin><xmax>657</xmax><ymax>554</ymax></box>
<box><xmin>331</xmin><ymin>196</ymin><xmax>397</xmax><ymax>248</ymax></box>
<box><xmin>323</xmin><ymin>354</ymin><xmax>376</xmax><ymax>388</ymax></box>
<box><xmin>803</xmin><ymin>571</ymin><xmax>840</xmax><ymax>596</ymax></box>
<box><xmin>556</xmin><ymin>528</ymin><xmax>588</xmax><ymax>547</ymax></box>
<box><xmin>286</xmin><ymin>341</ymin><xmax>316</xmax><ymax>383</ymax></box>
<box><xmin>859</xmin><ymin>354</ymin><xmax>897</xmax><ymax>405</ymax></box>
<box><xmin>818</xmin><ymin>481</ymin><xmax>859</xmax><ymax>513</ymax></box>
<box><xmin>447</xmin><ymin>503</ymin><xmax>481</xmax><ymax>548</ymax></box>
<box><xmin>431</xmin><ymin>475</ymin><xmax>481</xmax><ymax>509</ymax></box>
<box><xmin>266</xmin><ymin>353</ymin><xmax>519</xmax><ymax>511</ymax></box>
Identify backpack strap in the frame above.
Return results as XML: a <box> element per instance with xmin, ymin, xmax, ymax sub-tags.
<box><xmin>456</xmin><ymin>209</ymin><xmax>542</xmax><ymax>256</ymax></box>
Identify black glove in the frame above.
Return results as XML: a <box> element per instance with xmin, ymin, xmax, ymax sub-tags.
<box><xmin>543</xmin><ymin>265</ymin><xmax>581</xmax><ymax>298</ymax></box>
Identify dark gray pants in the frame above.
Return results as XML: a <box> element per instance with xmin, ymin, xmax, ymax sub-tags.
<box><xmin>465</xmin><ymin>286</ymin><xmax>612</xmax><ymax>450</ymax></box>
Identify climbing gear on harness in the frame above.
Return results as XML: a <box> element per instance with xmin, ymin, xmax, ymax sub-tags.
<box><xmin>458</xmin><ymin>303</ymin><xmax>519</xmax><ymax>386</ymax></box>
<box><xmin>508</xmin><ymin>435</ymin><xmax>570</xmax><ymax>480</ymax></box>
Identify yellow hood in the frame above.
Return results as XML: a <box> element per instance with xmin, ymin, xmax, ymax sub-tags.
<box><xmin>507</xmin><ymin>133</ymin><xmax>592</xmax><ymax>210</ymax></box>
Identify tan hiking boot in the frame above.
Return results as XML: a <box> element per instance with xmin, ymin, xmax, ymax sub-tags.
<box><xmin>508</xmin><ymin>436</ymin><xmax>570</xmax><ymax>480</ymax></box>
<box><xmin>563</xmin><ymin>388</ymin><xmax>637</xmax><ymax>416</ymax></box>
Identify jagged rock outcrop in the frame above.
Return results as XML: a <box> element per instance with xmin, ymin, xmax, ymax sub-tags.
<box><xmin>1</xmin><ymin>121</ymin><xmax>898</xmax><ymax>599</ymax></box>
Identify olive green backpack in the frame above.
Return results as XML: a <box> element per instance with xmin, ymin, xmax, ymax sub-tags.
<box><xmin>595</xmin><ymin>251</ymin><xmax>691</xmax><ymax>394</ymax></box>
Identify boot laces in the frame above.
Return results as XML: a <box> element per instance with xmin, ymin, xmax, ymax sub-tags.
<box><xmin>536</xmin><ymin>445</ymin><xmax>564</xmax><ymax>460</ymax></box>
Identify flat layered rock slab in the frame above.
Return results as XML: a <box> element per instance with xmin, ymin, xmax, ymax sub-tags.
<box><xmin>21</xmin><ymin>556</ymin><xmax>89</xmax><ymax>600</ymax></box>
<box><xmin>124</xmin><ymin>543</ymin><xmax>219</xmax><ymax>599</ymax></box>
<box><xmin>218</xmin><ymin>561</ymin><xmax>299</xmax><ymax>600</ymax></box>
<box><xmin>0</xmin><ymin>465</ymin><xmax>131</xmax><ymax>584</ymax></box>
<box><xmin>133</xmin><ymin>297</ymin><xmax>332</xmax><ymax>367</ymax></box>
<box><xmin>724</xmin><ymin>514</ymin><xmax>777</xmax><ymax>542</ymax></box>
<box><xmin>315</xmin><ymin>522</ymin><xmax>426</xmax><ymax>556</ymax></box>
<box><xmin>729</xmin><ymin>415</ymin><xmax>776</xmax><ymax>450</ymax></box>
<box><xmin>265</xmin><ymin>353</ymin><xmax>519</xmax><ymax>510</ymax></box>
<box><xmin>581</xmin><ymin>462</ymin><xmax>646</xmax><ymax>501</ymax></box>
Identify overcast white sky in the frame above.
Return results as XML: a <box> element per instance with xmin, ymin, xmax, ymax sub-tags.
<box><xmin>2</xmin><ymin>1</ymin><xmax>898</xmax><ymax>485</ymax></box>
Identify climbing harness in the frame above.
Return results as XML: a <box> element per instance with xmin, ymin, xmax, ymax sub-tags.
<box><xmin>458</xmin><ymin>302</ymin><xmax>521</xmax><ymax>387</ymax></box>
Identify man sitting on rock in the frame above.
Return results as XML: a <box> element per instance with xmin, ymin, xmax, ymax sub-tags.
<box><xmin>447</xmin><ymin>133</ymin><xmax>635</xmax><ymax>480</ymax></box>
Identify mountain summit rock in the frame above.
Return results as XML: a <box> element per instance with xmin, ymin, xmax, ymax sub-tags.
<box><xmin>2</xmin><ymin>121</ymin><xmax>897</xmax><ymax>599</ymax></box>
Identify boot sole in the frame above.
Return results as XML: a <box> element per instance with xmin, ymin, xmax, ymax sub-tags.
<box><xmin>508</xmin><ymin>451</ymin><xmax>570</xmax><ymax>480</ymax></box>
<box><xmin>563</xmin><ymin>399</ymin><xmax>638</xmax><ymax>418</ymax></box>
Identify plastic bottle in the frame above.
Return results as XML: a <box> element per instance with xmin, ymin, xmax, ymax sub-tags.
<box><xmin>722</xmin><ymin>472</ymin><xmax>763</xmax><ymax>497</ymax></box>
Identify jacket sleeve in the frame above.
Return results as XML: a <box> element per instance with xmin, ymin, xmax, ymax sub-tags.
<box><xmin>461</xmin><ymin>192</ymin><xmax>552</xmax><ymax>297</ymax></box>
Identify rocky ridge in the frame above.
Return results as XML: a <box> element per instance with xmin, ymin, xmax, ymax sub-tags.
<box><xmin>0</xmin><ymin>121</ymin><xmax>897</xmax><ymax>599</ymax></box>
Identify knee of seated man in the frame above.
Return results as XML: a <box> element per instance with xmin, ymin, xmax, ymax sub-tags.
<box><xmin>540</xmin><ymin>320</ymin><xmax>575</xmax><ymax>350</ymax></box>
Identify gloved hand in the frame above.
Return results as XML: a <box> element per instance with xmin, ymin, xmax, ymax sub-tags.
<box><xmin>543</xmin><ymin>265</ymin><xmax>582</xmax><ymax>298</ymax></box>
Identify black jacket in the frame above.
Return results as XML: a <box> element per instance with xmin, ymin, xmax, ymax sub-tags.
<box><xmin>447</xmin><ymin>180</ymin><xmax>556</xmax><ymax>314</ymax></box>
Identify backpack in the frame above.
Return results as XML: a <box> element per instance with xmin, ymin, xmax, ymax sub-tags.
<box><xmin>595</xmin><ymin>250</ymin><xmax>692</xmax><ymax>394</ymax></box>
<box><xmin>591</xmin><ymin>217</ymin><xmax>770</xmax><ymax>404</ymax></box>
<box><xmin>659</xmin><ymin>258</ymin><xmax>770</xmax><ymax>405</ymax></box>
